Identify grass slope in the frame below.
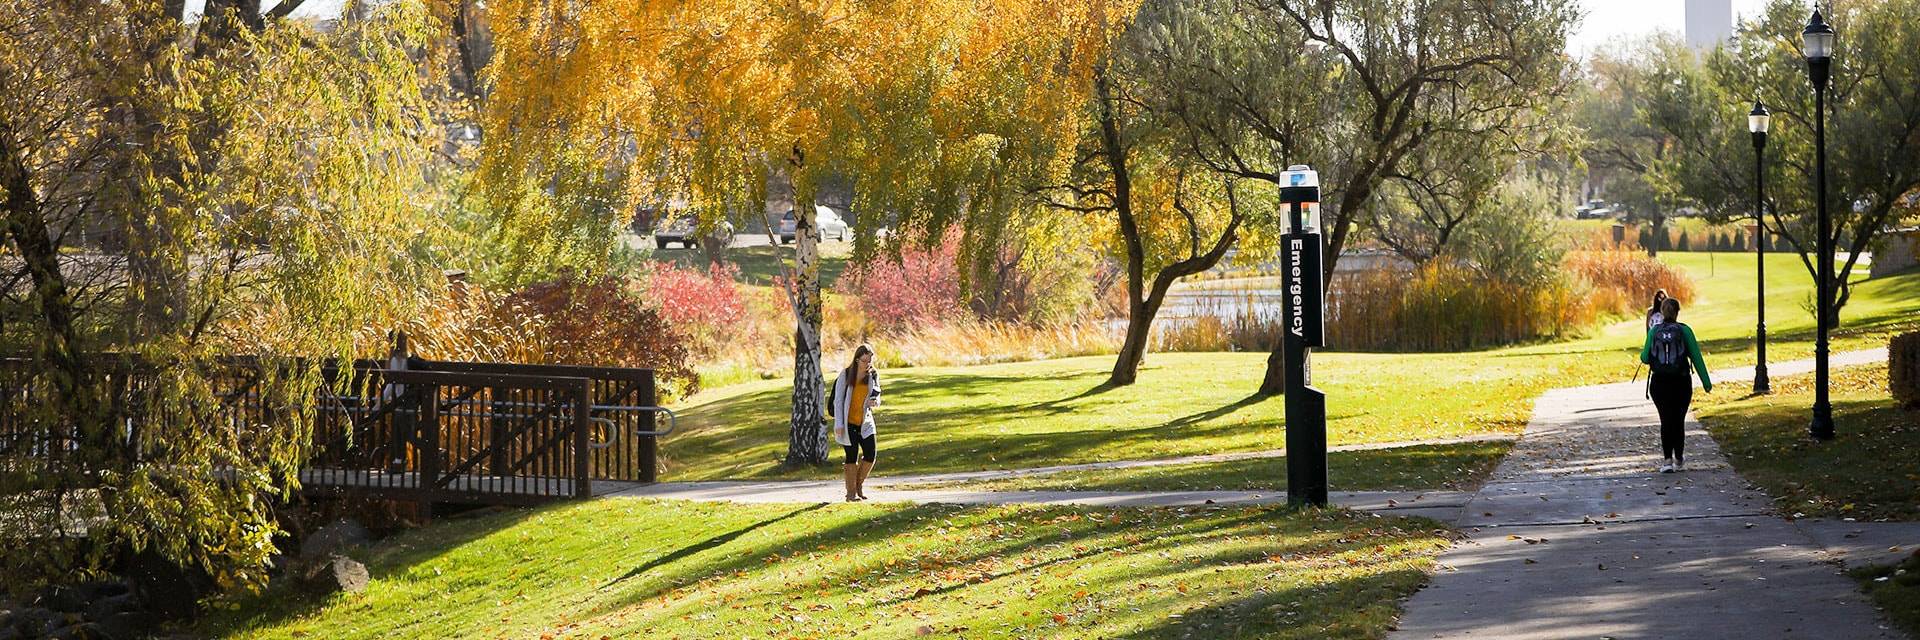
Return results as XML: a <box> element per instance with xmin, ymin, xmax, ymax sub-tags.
<box><xmin>1697</xmin><ymin>363</ymin><xmax>1920</xmax><ymax>522</ymax></box>
<box><xmin>912</xmin><ymin>441</ymin><xmax>1509</xmax><ymax>493</ymax></box>
<box><xmin>206</xmin><ymin>500</ymin><xmax>1453</xmax><ymax>640</ymax></box>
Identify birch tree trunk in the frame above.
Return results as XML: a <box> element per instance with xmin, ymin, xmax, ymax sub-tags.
<box><xmin>783</xmin><ymin>194</ymin><xmax>829</xmax><ymax>466</ymax></box>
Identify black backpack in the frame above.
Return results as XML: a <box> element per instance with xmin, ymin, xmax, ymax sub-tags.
<box><xmin>1650</xmin><ymin>322</ymin><xmax>1690</xmax><ymax>376</ymax></box>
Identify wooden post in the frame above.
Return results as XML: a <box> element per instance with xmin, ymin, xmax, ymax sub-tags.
<box><xmin>572</xmin><ymin>379</ymin><xmax>592</xmax><ymax>498</ymax></box>
<box><xmin>418</xmin><ymin>382</ymin><xmax>439</xmax><ymax>521</ymax></box>
<box><xmin>488</xmin><ymin>385</ymin><xmax>509</xmax><ymax>477</ymax></box>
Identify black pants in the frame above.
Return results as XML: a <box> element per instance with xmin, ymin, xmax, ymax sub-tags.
<box><xmin>843</xmin><ymin>433</ymin><xmax>876</xmax><ymax>464</ymax></box>
<box><xmin>1648</xmin><ymin>372</ymin><xmax>1693</xmax><ymax>461</ymax></box>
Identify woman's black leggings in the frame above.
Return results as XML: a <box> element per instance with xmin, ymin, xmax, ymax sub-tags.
<box><xmin>843</xmin><ymin>433</ymin><xmax>876</xmax><ymax>464</ymax></box>
<box><xmin>1648</xmin><ymin>372</ymin><xmax>1693</xmax><ymax>461</ymax></box>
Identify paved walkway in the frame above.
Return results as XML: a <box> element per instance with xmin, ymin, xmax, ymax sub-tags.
<box><xmin>1390</xmin><ymin>349</ymin><xmax>1912</xmax><ymax>640</ymax></box>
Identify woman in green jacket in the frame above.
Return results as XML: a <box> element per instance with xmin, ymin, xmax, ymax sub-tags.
<box><xmin>1641</xmin><ymin>298</ymin><xmax>1712</xmax><ymax>472</ymax></box>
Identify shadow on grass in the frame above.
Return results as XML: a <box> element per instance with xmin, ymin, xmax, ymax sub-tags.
<box><xmin>1013</xmin><ymin>380</ymin><xmax>1128</xmax><ymax>414</ymax></box>
<box><xmin>1114</xmin><ymin>568</ymin><xmax>1430</xmax><ymax>639</ymax></box>
<box><xmin>585</xmin><ymin>502</ymin><xmax>967</xmax><ymax>617</ymax></box>
<box><xmin>603</xmin><ymin>503</ymin><xmax>827</xmax><ymax>587</ymax></box>
<box><xmin>1164</xmin><ymin>394</ymin><xmax>1271</xmax><ymax>429</ymax></box>
<box><xmin>199</xmin><ymin>502</ymin><xmax>550</xmax><ymax>635</ymax></box>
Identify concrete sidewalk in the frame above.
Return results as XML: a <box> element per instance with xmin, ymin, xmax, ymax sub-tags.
<box><xmin>1390</xmin><ymin>350</ymin><xmax>1909</xmax><ymax>640</ymax></box>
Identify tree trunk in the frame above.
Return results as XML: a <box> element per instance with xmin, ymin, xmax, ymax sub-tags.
<box><xmin>783</xmin><ymin>194</ymin><xmax>829</xmax><ymax>466</ymax></box>
<box><xmin>1647</xmin><ymin>211</ymin><xmax>1664</xmax><ymax>258</ymax></box>
<box><xmin>1109</xmin><ymin>276</ymin><xmax>1178</xmax><ymax>386</ymax></box>
<box><xmin>1</xmin><ymin>120</ymin><xmax>94</xmax><ymax>474</ymax></box>
<box><xmin>1257</xmin><ymin>345</ymin><xmax>1288</xmax><ymax>396</ymax></box>
<box><xmin>699</xmin><ymin>232</ymin><xmax>730</xmax><ymax>268</ymax></box>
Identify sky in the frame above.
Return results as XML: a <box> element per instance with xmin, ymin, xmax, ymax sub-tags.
<box><xmin>204</xmin><ymin>0</ymin><xmax>1783</xmax><ymax>59</ymax></box>
<box><xmin>1567</xmin><ymin>0</ymin><xmax>1779</xmax><ymax>60</ymax></box>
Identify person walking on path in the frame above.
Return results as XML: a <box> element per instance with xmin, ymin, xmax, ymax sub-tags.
<box><xmin>1641</xmin><ymin>297</ymin><xmax>1711</xmax><ymax>472</ymax></box>
<box><xmin>829</xmin><ymin>344</ymin><xmax>882</xmax><ymax>501</ymax></box>
<box><xmin>1644</xmin><ymin>289</ymin><xmax>1669</xmax><ymax>331</ymax></box>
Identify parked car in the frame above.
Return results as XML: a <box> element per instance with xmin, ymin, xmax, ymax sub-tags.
<box><xmin>777</xmin><ymin>205</ymin><xmax>850</xmax><ymax>244</ymax></box>
<box><xmin>654</xmin><ymin>217</ymin><xmax>734</xmax><ymax>249</ymax></box>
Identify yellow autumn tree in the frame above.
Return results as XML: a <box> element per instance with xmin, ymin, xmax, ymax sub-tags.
<box><xmin>482</xmin><ymin>0</ymin><xmax>1133</xmax><ymax>464</ymax></box>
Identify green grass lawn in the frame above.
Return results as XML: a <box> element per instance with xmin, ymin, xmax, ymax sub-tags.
<box><xmin>648</xmin><ymin>242</ymin><xmax>853</xmax><ymax>289</ymax></box>
<box><xmin>1852</xmin><ymin>551</ymin><xmax>1920</xmax><ymax>639</ymax></box>
<box><xmin>1696</xmin><ymin>363</ymin><xmax>1920</xmax><ymax>522</ymax></box>
<box><xmin>910</xmin><ymin>440</ymin><xmax>1509</xmax><ymax>493</ymax></box>
<box><xmin>663</xmin><ymin>350</ymin><xmax>1629</xmax><ymax>480</ymax></box>
<box><xmin>204</xmin><ymin>500</ymin><xmax>1453</xmax><ymax>640</ymax></box>
<box><xmin>1650</xmin><ymin>253</ymin><xmax>1918</xmax><ymax>363</ymax></box>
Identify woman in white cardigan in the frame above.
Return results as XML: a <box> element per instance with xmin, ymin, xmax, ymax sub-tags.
<box><xmin>829</xmin><ymin>344</ymin><xmax>882</xmax><ymax>501</ymax></box>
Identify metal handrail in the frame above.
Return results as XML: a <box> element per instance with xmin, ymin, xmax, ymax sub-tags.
<box><xmin>314</xmin><ymin>398</ymin><xmax>677</xmax><ymax>448</ymax></box>
<box><xmin>607</xmin><ymin>405</ymin><xmax>676</xmax><ymax>437</ymax></box>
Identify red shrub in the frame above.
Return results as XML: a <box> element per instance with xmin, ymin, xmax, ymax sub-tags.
<box><xmin>643</xmin><ymin>262</ymin><xmax>748</xmax><ymax>354</ymax></box>
<box><xmin>497</xmin><ymin>273</ymin><xmax>698</xmax><ymax>398</ymax></box>
<box><xmin>845</xmin><ymin>234</ymin><xmax>964</xmax><ymax>332</ymax></box>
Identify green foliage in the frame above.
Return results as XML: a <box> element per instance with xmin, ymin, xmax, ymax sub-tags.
<box><xmin>1449</xmin><ymin>180</ymin><xmax>1569</xmax><ymax>288</ymax></box>
<box><xmin>1130</xmin><ymin>0</ymin><xmax>1577</xmax><ymax>273</ymax></box>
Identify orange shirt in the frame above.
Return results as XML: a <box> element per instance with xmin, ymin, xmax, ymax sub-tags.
<box><xmin>847</xmin><ymin>378</ymin><xmax>869</xmax><ymax>424</ymax></box>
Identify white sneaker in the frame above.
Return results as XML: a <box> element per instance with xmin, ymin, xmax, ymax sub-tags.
<box><xmin>1659</xmin><ymin>462</ymin><xmax>1675</xmax><ymax>473</ymax></box>
<box><xmin>1674</xmin><ymin>459</ymin><xmax>1685</xmax><ymax>472</ymax></box>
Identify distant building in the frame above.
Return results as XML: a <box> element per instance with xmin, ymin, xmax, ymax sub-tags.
<box><xmin>1872</xmin><ymin>227</ymin><xmax>1920</xmax><ymax>278</ymax></box>
<box><xmin>1686</xmin><ymin>0</ymin><xmax>1734</xmax><ymax>50</ymax></box>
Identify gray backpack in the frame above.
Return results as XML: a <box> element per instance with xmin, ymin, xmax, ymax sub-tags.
<box><xmin>1650</xmin><ymin>323</ymin><xmax>1690</xmax><ymax>376</ymax></box>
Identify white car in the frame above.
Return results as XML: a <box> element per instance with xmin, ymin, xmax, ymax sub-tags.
<box><xmin>777</xmin><ymin>206</ymin><xmax>850</xmax><ymax>244</ymax></box>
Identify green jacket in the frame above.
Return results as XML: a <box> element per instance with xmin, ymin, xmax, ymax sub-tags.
<box><xmin>1642</xmin><ymin>323</ymin><xmax>1712</xmax><ymax>392</ymax></box>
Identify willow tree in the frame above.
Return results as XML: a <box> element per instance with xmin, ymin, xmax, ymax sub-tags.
<box><xmin>1145</xmin><ymin>0</ymin><xmax>1576</xmax><ymax>395</ymax></box>
<box><xmin>1</xmin><ymin>0</ymin><xmax>451</xmax><ymax>589</ymax></box>
<box><xmin>482</xmin><ymin>0</ymin><xmax>1129</xmax><ymax>464</ymax></box>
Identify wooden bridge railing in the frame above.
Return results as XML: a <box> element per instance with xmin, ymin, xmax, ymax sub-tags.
<box><xmin>0</xmin><ymin>356</ymin><xmax>667</xmax><ymax>509</ymax></box>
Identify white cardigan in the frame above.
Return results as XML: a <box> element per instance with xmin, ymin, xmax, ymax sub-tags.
<box><xmin>830</xmin><ymin>368</ymin><xmax>881</xmax><ymax>445</ymax></box>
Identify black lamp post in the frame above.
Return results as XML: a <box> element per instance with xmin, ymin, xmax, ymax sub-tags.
<box><xmin>1749</xmin><ymin>101</ymin><xmax>1772</xmax><ymax>395</ymax></box>
<box><xmin>1803</xmin><ymin>8</ymin><xmax>1836</xmax><ymax>440</ymax></box>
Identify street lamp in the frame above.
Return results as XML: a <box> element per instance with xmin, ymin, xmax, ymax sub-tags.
<box><xmin>1803</xmin><ymin>8</ymin><xmax>1836</xmax><ymax>440</ymax></box>
<box><xmin>1749</xmin><ymin>101</ymin><xmax>1772</xmax><ymax>394</ymax></box>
